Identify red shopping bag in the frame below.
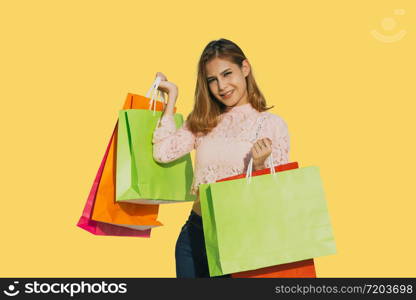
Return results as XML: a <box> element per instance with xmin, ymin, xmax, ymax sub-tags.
<box><xmin>231</xmin><ymin>259</ymin><xmax>316</xmax><ymax>278</ymax></box>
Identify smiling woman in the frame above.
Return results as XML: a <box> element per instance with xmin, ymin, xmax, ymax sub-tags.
<box><xmin>206</xmin><ymin>59</ymin><xmax>248</xmax><ymax>108</ymax></box>
<box><xmin>151</xmin><ymin>38</ymin><xmax>290</xmax><ymax>278</ymax></box>
<box><xmin>186</xmin><ymin>39</ymin><xmax>272</xmax><ymax>135</ymax></box>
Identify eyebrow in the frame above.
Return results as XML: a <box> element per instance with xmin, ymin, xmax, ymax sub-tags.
<box><xmin>206</xmin><ymin>68</ymin><xmax>232</xmax><ymax>80</ymax></box>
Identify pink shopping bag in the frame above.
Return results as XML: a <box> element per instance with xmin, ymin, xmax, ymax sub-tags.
<box><xmin>76</xmin><ymin>126</ymin><xmax>151</xmax><ymax>237</ymax></box>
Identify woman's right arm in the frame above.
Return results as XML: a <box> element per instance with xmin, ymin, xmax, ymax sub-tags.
<box><xmin>152</xmin><ymin>72</ymin><xmax>196</xmax><ymax>163</ymax></box>
<box><xmin>152</xmin><ymin>115</ymin><xmax>196</xmax><ymax>163</ymax></box>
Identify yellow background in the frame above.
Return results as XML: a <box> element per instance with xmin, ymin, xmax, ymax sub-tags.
<box><xmin>1</xmin><ymin>0</ymin><xmax>415</xmax><ymax>277</ymax></box>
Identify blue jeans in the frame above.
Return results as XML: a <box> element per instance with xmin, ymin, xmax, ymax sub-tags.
<box><xmin>175</xmin><ymin>210</ymin><xmax>231</xmax><ymax>278</ymax></box>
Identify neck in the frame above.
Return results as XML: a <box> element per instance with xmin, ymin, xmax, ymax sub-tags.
<box><xmin>235</xmin><ymin>90</ymin><xmax>249</xmax><ymax>106</ymax></box>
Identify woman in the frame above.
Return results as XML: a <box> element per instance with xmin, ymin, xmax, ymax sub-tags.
<box><xmin>152</xmin><ymin>38</ymin><xmax>290</xmax><ymax>278</ymax></box>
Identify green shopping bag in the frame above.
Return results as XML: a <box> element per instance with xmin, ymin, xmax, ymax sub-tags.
<box><xmin>200</xmin><ymin>164</ymin><xmax>336</xmax><ymax>276</ymax></box>
<box><xmin>116</xmin><ymin>109</ymin><xmax>196</xmax><ymax>204</ymax></box>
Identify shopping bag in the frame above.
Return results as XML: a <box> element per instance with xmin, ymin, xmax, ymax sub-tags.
<box><xmin>116</xmin><ymin>110</ymin><xmax>195</xmax><ymax>204</ymax></box>
<box><xmin>90</xmin><ymin>81</ymin><xmax>174</xmax><ymax>230</ymax></box>
<box><xmin>215</xmin><ymin>162</ymin><xmax>316</xmax><ymax>277</ymax></box>
<box><xmin>77</xmin><ymin>127</ymin><xmax>151</xmax><ymax>236</ymax></box>
<box><xmin>220</xmin><ymin>163</ymin><xmax>316</xmax><ymax>277</ymax></box>
<box><xmin>200</xmin><ymin>159</ymin><xmax>336</xmax><ymax>276</ymax></box>
<box><xmin>231</xmin><ymin>259</ymin><xmax>316</xmax><ymax>278</ymax></box>
<box><xmin>116</xmin><ymin>78</ymin><xmax>195</xmax><ymax>204</ymax></box>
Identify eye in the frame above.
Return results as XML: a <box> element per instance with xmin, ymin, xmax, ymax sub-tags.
<box><xmin>224</xmin><ymin>72</ymin><xmax>232</xmax><ymax>76</ymax></box>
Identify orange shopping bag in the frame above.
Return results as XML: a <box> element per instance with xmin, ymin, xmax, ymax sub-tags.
<box><xmin>91</xmin><ymin>91</ymin><xmax>176</xmax><ymax>230</ymax></box>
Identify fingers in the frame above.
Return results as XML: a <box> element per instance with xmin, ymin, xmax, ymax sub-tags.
<box><xmin>156</xmin><ymin>72</ymin><xmax>168</xmax><ymax>81</ymax></box>
<box><xmin>252</xmin><ymin>138</ymin><xmax>272</xmax><ymax>157</ymax></box>
<box><xmin>257</xmin><ymin>138</ymin><xmax>272</xmax><ymax>150</ymax></box>
<box><xmin>253</xmin><ymin>143</ymin><xmax>261</xmax><ymax>155</ymax></box>
<box><xmin>157</xmin><ymin>81</ymin><xmax>169</xmax><ymax>93</ymax></box>
<box><xmin>265</xmin><ymin>138</ymin><xmax>272</xmax><ymax>146</ymax></box>
<box><xmin>260</xmin><ymin>139</ymin><xmax>268</xmax><ymax>149</ymax></box>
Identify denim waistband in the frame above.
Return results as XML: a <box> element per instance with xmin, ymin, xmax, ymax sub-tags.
<box><xmin>186</xmin><ymin>210</ymin><xmax>203</xmax><ymax>230</ymax></box>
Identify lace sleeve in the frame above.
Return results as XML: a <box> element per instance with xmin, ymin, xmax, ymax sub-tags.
<box><xmin>260</xmin><ymin>114</ymin><xmax>290</xmax><ymax>168</ymax></box>
<box><xmin>152</xmin><ymin>114</ymin><xmax>196</xmax><ymax>163</ymax></box>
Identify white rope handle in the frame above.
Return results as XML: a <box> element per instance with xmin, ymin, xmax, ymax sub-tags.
<box><xmin>146</xmin><ymin>77</ymin><xmax>167</xmax><ymax>115</ymax></box>
<box><xmin>245</xmin><ymin>153</ymin><xmax>276</xmax><ymax>183</ymax></box>
<box><xmin>245</xmin><ymin>115</ymin><xmax>277</xmax><ymax>183</ymax></box>
<box><xmin>145</xmin><ymin>76</ymin><xmax>161</xmax><ymax>98</ymax></box>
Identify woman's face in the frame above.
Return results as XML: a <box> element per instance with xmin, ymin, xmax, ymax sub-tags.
<box><xmin>205</xmin><ymin>57</ymin><xmax>251</xmax><ymax>108</ymax></box>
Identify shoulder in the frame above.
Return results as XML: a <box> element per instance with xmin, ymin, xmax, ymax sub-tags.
<box><xmin>260</xmin><ymin>111</ymin><xmax>289</xmax><ymax>132</ymax></box>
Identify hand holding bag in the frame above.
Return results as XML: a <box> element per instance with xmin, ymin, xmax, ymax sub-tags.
<box><xmin>200</xmin><ymin>116</ymin><xmax>336</xmax><ymax>276</ymax></box>
<box><xmin>116</xmin><ymin>77</ymin><xmax>196</xmax><ymax>204</ymax></box>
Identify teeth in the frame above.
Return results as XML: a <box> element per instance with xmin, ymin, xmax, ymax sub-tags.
<box><xmin>222</xmin><ymin>91</ymin><xmax>232</xmax><ymax>96</ymax></box>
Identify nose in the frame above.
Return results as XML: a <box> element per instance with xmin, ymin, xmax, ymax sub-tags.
<box><xmin>217</xmin><ymin>78</ymin><xmax>227</xmax><ymax>92</ymax></box>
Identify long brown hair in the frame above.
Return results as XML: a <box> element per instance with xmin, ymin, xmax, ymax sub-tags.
<box><xmin>187</xmin><ymin>38</ymin><xmax>273</xmax><ymax>136</ymax></box>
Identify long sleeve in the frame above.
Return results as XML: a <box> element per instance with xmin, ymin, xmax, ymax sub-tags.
<box><xmin>152</xmin><ymin>114</ymin><xmax>196</xmax><ymax>163</ymax></box>
<box><xmin>260</xmin><ymin>114</ymin><xmax>290</xmax><ymax>168</ymax></box>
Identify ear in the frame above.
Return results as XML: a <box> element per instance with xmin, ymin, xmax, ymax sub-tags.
<box><xmin>241</xmin><ymin>59</ymin><xmax>251</xmax><ymax>77</ymax></box>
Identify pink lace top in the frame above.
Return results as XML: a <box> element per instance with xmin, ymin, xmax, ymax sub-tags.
<box><xmin>152</xmin><ymin>102</ymin><xmax>290</xmax><ymax>195</ymax></box>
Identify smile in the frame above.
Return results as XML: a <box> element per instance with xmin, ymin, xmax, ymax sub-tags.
<box><xmin>221</xmin><ymin>90</ymin><xmax>234</xmax><ymax>99</ymax></box>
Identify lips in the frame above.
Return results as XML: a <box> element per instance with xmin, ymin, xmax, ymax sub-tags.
<box><xmin>221</xmin><ymin>90</ymin><xmax>234</xmax><ymax>99</ymax></box>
